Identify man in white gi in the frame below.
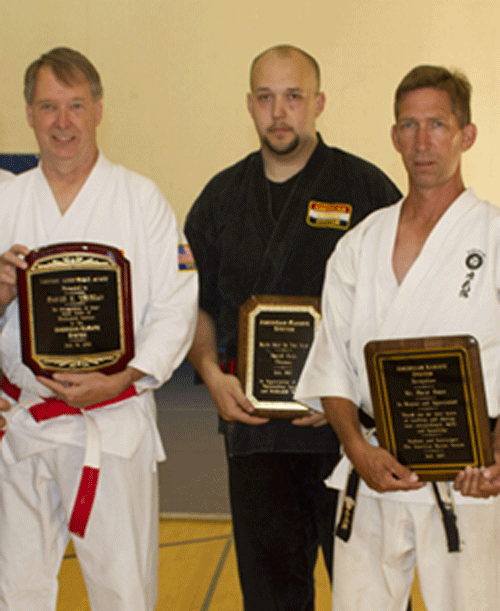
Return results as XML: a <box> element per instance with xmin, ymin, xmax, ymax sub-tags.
<box><xmin>0</xmin><ymin>47</ymin><xmax>198</xmax><ymax>611</ymax></box>
<box><xmin>295</xmin><ymin>65</ymin><xmax>500</xmax><ymax>611</ymax></box>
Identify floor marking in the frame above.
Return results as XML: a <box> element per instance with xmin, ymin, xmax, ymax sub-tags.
<box><xmin>200</xmin><ymin>536</ymin><xmax>233</xmax><ymax>611</ymax></box>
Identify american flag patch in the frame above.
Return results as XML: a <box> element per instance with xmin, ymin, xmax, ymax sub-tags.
<box><xmin>306</xmin><ymin>201</ymin><xmax>352</xmax><ymax>229</ymax></box>
<box><xmin>178</xmin><ymin>243</ymin><xmax>196</xmax><ymax>271</ymax></box>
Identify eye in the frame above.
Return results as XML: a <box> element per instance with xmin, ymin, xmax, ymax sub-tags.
<box><xmin>257</xmin><ymin>94</ymin><xmax>271</xmax><ymax>102</ymax></box>
<box><xmin>398</xmin><ymin>120</ymin><xmax>414</xmax><ymax>130</ymax></box>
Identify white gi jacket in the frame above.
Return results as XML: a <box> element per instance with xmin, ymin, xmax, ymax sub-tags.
<box><xmin>0</xmin><ymin>169</ymin><xmax>14</xmax><ymax>183</ymax></box>
<box><xmin>295</xmin><ymin>188</ymin><xmax>500</xmax><ymax>503</ymax></box>
<box><xmin>0</xmin><ymin>153</ymin><xmax>198</xmax><ymax>464</ymax></box>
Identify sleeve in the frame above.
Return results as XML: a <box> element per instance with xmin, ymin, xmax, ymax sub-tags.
<box><xmin>356</xmin><ymin>156</ymin><xmax>402</xmax><ymax>209</ymax></box>
<box><xmin>129</xmin><ymin>184</ymin><xmax>199</xmax><ymax>389</ymax></box>
<box><xmin>294</xmin><ymin>229</ymin><xmax>362</xmax><ymax>410</ymax></box>
<box><xmin>184</xmin><ymin>176</ymin><xmax>221</xmax><ymax>320</ymax></box>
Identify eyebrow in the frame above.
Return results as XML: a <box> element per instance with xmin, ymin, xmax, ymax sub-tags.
<box><xmin>35</xmin><ymin>96</ymin><xmax>87</xmax><ymax>104</ymax></box>
<box><xmin>254</xmin><ymin>87</ymin><xmax>304</xmax><ymax>93</ymax></box>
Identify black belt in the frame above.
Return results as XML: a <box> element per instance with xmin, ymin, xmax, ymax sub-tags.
<box><xmin>336</xmin><ymin>409</ymin><xmax>373</xmax><ymax>542</ymax></box>
<box><xmin>336</xmin><ymin>409</ymin><xmax>461</xmax><ymax>552</ymax></box>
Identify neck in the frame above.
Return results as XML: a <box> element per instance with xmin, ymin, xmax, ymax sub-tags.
<box><xmin>262</xmin><ymin>134</ymin><xmax>318</xmax><ymax>182</ymax></box>
<box><xmin>41</xmin><ymin>148</ymin><xmax>98</xmax><ymax>214</ymax></box>
<box><xmin>401</xmin><ymin>174</ymin><xmax>466</xmax><ymax>225</ymax></box>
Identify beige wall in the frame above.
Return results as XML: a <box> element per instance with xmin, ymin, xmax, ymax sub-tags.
<box><xmin>1</xmin><ymin>0</ymin><xmax>499</xmax><ymax>222</ymax></box>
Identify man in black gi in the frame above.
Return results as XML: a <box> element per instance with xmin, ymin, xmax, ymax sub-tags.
<box><xmin>185</xmin><ymin>44</ymin><xmax>401</xmax><ymax>611</ymax></box>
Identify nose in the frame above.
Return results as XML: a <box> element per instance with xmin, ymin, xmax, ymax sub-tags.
<box><xmin>271</xmin><ymin>95</ymin><xmax>286</xmax><ymax>119</ymax></box>
<box><xmin>55</xmin><ymin>107</ymin><xmax>70</xmax><ymax>129</ymax></box>
<box><xmin>415</xmin><ymin>126</ymin><xmax>430</xmax><ymax>150</ymax></box>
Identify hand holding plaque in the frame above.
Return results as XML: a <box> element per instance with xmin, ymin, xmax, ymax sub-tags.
<box><xmin>364</xmin><ymin>335</ymin><xmax>493</xmax><ymax>481</ymax></box>
<box><xmin>17</xmin><ymin>242</ymin><xmax>134</xmax><ymax>376</ymax></box>
<box><xmin>238</xmin><ymin>295</ymin><xmax>320</xmax><ymax>418</ymax></box>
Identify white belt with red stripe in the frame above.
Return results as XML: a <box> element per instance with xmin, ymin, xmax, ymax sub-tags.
<box><xmin>0</xmin><ymin>376</ymin><xmax>137</xmax><ymax>538</ymax></box>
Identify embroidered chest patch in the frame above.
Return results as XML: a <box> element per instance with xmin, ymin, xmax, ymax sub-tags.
<box><xmin>306</xmin><ymin>201</ymin><xmax>352</xmax><ymax>229</ymax></box>
<box><xmin>178</xmin><ymin>243</ymin><xmax>196</xmax><ymax>271</ymax></box>
<box><xmin>459</xmin><ymin>249</ymin><xmax>485</xmax><ymax>297</ymax></box>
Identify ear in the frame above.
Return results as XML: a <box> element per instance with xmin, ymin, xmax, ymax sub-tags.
<box><xmin>246</xmin><ymin>92</ymin><xmax>255</xmax><ymax>117</ymax></box>
<box><xmin>315</xmin><ymin>92</ymin><xmax>326</xmax><ymax>117</ymax></box>
<box><xmin>461</xmin><ymin>123</ymin><xmax>477</xmax><ymax>152</ymax></box>
<box><xmin>94</xmin><ymin>99</ymin><xmax>103</xmax><ymax>127</ymax></box>
<box><xmin>391</xmin><ymin>124</ymin><xmax>402</xmax><ymax>153</ymax></box>
<box><xmin>26</xmin><ymin>103</ymin><xmax>34</xmax><ymax>129</ymax></box>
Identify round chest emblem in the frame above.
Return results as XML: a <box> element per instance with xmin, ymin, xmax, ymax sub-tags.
<box><xmin>466</xmin><ymin>253</ymin><xmax>483</xmax><ymax>270</ymax></box>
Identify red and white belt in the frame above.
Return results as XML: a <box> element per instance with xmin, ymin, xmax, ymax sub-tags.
<box><xmin>0</xmin><ymin>375</ymin><xmax>137</xmax><ymax>538</ymax></box>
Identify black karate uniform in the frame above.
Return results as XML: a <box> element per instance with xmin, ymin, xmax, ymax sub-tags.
<box><xmin>185</xmin><ymin>134</ymin><xmax>401</xmax><ymax>611</ymax></box>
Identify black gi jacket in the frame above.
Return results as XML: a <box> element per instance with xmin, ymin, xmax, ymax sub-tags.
<box><xmin>185</xmin><ymin>134</ymin><xmax>401</xmax><ymax>456</ymax></box>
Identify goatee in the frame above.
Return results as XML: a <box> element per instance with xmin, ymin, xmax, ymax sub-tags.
<box><xmin>262</xmin><ymin>135</ymin><xmax>300</xmax><ymax>156</ymax></box>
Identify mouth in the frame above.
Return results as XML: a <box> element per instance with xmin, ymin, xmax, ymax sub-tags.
<box><xmin>413</xmin><ymin>159</ymin><xmax>436</xmax><ymax>170</ymax></box>
<box><xmin>52</xmin><ymin>134</ymin><xmax>76</xmax><ymax>144</ymax></box>
<box><xmin>268</xmin><ymin>125</ymin><xmax>292</xmax><ymax>136</ymax></box>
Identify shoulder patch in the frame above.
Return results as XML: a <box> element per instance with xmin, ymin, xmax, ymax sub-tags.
<box><xmin>306</xmin><ymin>201</ymin><xmax>352</xmax><ymax>229</ymax></box>
<box><xmin>178</xmin><ymin>243</ymin><xmax>196</xmax><ymax>271</ymax></box>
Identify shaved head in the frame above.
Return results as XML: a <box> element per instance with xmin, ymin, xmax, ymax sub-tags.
<box><xmin>250</xmin><ymin>45</ymin><xmax>320</xmax><ymax>93</ymax></box>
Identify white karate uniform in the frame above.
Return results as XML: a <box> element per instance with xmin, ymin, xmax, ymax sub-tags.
<box><xmin>0</xmin><ymin>153</ymin><xmax>198</xmax><ymax>611</ymax></box>
<box><xmin>0</xmin><ymin>169</ymin><xmax>14</xmax><ymax>182</ymax></box>
<box><xmin>295</xmin><ymin>188</ymin><xmax>500</xmax><ymax>611</ymax></box>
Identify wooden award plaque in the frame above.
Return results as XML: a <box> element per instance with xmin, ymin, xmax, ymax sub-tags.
<box><xmin>17</xmin><ymin>242</ymin><xmax>134</xmax><ymax>376</ymax></box>
<box><xmin>238</xmin><ymin>295</ymin><xmax>321</xmax><ymax>418</ymax></box>
<box><xmin>364</xmin><ymin>335</ymin><xmax>493</xmax><ymax>481</ymax></box>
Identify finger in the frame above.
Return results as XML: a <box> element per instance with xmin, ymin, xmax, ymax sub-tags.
<box><xmin>384</xmin><ymin>460</ymin><xmax>421</xmax><ymax>487</ymax></box>
<box><xmin>456</xmin><ymin>467</ymin><xmax>483</xmax><ymax>496</ymax></box>
<box><xmin>238</xmin><ymin>398</ymin><xmax>257</xmax><ymax>414</ymax></box>
<box><xmin>1</xmin><ymin>246</ymin><xmax>29</xmax><ymax>269</ymax></box>
<box><xmin>481</xmin><ymin>464</ymin><xmax>500</xmax><ymax>481</ymax></box>
<box><xmin>237</xmin><ymin>413</ymin><xmax>270</xmax><ymax>425</ymax></box>
<box><xmin>219</xmin><ymin>406</ymin><xmax>269</xmax><ymax>425</ymax></box>
<box><xmin>51</xmin><ymin>372</ymin><xmax>82</xmax><ymax>385</ymax></box>
<box><xmin>477</xmin><ymin>482</ymin><xmax>500</xmax><ymax>497</ymax></box>
<box><xmin>291</xmin><ymin>412</ymin><xmax>327</xmax><ymax>427</ymax></box>
<box><xmin>36</xmin><ymin>376</ymin><xmax>68</xmax><ymax>395</ymax></box>
<box><xmin>0</xmin><ymin>399</ymin><xmax>10</xmax><ymax>412</ymax></box>
<box><xmin>453</xmin><ymin>469</ymin><xmax>465</xmax><ymax>490</ymax></box>
<box><xmin>478</xmin><ymin>466</ymin><xmax>500</xmax><ymax>496</ymax></box>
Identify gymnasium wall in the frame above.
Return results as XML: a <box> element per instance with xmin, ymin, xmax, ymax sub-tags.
<box><xmin>1</xmin><ymin>0</ymin><xmax>500</xmax><ymax>221</ymax></box>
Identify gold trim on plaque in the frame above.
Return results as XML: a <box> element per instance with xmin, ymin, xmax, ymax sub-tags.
<box><xmin>25</xmin><ymin>251</ymin><xmax>125</xmax><ymax>372</ymax></box>
<box><xmin>238</xmin><ymin>295</ymin><xmax>321</xmax><ymax>418</ymax></box>
<box><xmin>364</xmin><ymin>335</ymin><xmax>493</xmax><ymax>481</ymax></box>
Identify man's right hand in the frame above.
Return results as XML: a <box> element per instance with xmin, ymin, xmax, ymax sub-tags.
<box><xmin>321</xmin><ymin>396</ymin><xmax>425</xmax><ymax>493</ymax></box>
<box><xmin>204</xmin><ymin>365</ymin><xmax>269</xmax><ymax>425</ymax></box>
<box><xmin>348</xmin><ymin>441</ymin><xmax>424</xmax><ymax>493</ymax></box>
<box><xmin>0</xmin><ymin>245</ymin><xmax>29</xmax><ymax>314</ymax></box>
<box><xmin>187</xmin><ymin>308</ymin><xmax>269</xmax><ymax>425</ymax></box>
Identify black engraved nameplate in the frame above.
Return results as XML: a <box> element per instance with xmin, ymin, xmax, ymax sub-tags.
<box><xmin>17</xmin><ymin>242</ymin><xmax>134</xmax><ymax>375</ymax></box>
<box><xmin>238</xmin><ymin>295</ymin><xmax>321</xmax><ymax>418</ymax></box>
<box><xmin>364</xmin><ymin>335</ymin><xmax>493</xmax><ymax>480</ymax></box>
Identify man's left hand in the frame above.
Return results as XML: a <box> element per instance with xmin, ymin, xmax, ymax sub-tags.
<box><xmin>0</xmin><ymin>398</ymin><xmax>10</xmax><ymax>428</ymax></box>
<box><xmin>455</xmin><ymin>423</ymin><xmax>500</xmax><ymax>498</ymax></box>
<box><xmin>454</xmin><ymin>464</ymin><xmax>500</xmax><ymax>498</ymax></box>
<box><xmin>292</xmin><ymin>410</ymin><xmax>328</xmax><ymax>427</ymax></box>
<box><xmin>37</xmin><ymin>367</ymin><xmax>144</xmax><ymax>409</ymax></box>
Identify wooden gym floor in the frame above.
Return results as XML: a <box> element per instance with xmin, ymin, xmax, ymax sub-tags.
<box><xmin>56</xmin><ymin>518</ymin><xmax>426</xmax><ymax>611</ymax></box>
